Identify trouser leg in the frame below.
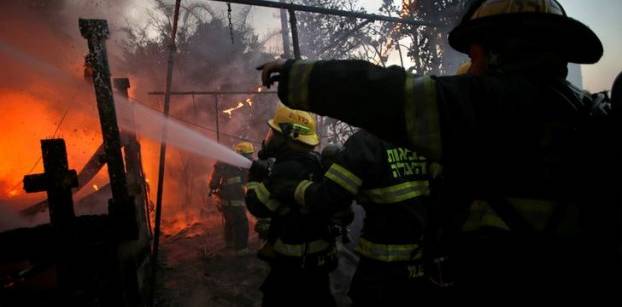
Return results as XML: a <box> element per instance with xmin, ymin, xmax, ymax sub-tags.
<box><xmin>233</xmin><ymin>207</ymin><xmax>249</xmax><ymax>250</ymax></box>
<box><xmin>222</xmin><ymin>205</ymin><xmax>234</xmax><ymax>248</ymax></box>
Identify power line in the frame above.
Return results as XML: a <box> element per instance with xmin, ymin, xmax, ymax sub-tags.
<box><xmin>10</xmin><ymin>107</ymin><xmax>70</xmax><ymax>195</ymax></box>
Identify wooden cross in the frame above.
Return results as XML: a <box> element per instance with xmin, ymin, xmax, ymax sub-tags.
<box><xmin>23</xmin><ymin>139</ymin><xmax>78</xmax><ymax>228</ymax></box>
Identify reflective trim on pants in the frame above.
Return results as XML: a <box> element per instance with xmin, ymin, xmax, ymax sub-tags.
<box><xmin>355</xmin><ymin>238</ymin><xmax>422</xmax><ymax>262</ymax></box>
<box><xmin>273</xmin><ymin>239</ymin><xmax>332</xmax><ymax>257</ymax></box>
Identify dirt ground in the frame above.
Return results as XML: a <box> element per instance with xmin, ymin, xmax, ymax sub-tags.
<box><xmin>153</xmin><ymin>205</ymin><xmax>364</xmax><ymax>307</ymax></box>
<box><xmin>153</xmin><ymin>218</ymin><xmax>267</xmax><ymax>307</ymax></box>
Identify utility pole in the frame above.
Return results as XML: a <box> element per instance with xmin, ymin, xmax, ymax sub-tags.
<box><xmin>152</xmin><ymin>0</ymin><xmax>182</xmax><ymax>305</ymax></box>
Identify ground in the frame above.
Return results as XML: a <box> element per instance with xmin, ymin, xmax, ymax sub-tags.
<box><xmin>153</xmin><ymin>205</ymin><xmax>364</xmax><ymax>307</ymax></box>
<box><xmin>154</xmin><ymin>217</ymin><xmax>268</xmax><ymax>307</ymax></box>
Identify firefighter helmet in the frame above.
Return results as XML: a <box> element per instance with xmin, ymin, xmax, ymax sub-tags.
<box><xmin>267</xmin><ymin>104</ymin><xmax>320</xmax><ymax>146</ymax></box>
<box><xmin>449</xmin><ymin>0</ymin><xmax>602</xmax><ymax>64</ymax></box>
<box><xmin>233</xmin><ymin>142</ymin><xmax>255</xmax><ymax>154</ymax></box>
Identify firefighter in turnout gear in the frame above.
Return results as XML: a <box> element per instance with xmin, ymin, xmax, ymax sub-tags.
<box><xmin>269</xmin><ymin>129</ymin><xmax>433</xmax><ymax>306</ymax></box>
<box><xmin>258</xmin><ymin>0</ymin><xmax>621</xmax><ymax>299</ymax></box>
<box><xmin>210</xmin><ymin>142</ymin><xmax>254</xmax><ymax>254</ymax></box>
<box><xmin>245</xmin><ymin>105</ymin><xmax>338</xmax><ymax>307</ymax></box>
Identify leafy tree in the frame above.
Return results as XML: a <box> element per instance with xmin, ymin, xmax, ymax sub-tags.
<box><xmin>379</xmin><ymin>0</ymin><xmax>469</xmax><ymax>75</ymax></box>
<box><xmin>121</xmin><ymin>0</ymin><xmax>277</xmax><ymax>212</ymax></box>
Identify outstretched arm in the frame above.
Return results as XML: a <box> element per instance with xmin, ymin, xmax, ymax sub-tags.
<box><xmin>259</xmin><ymin>60</ymin><xmax>442</xmax><ymax>161</ymax></box>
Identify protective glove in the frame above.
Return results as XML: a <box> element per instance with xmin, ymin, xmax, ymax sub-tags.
<box><xmin>248</xmin><ymin>159</ymin><xmax>272</xmax><ymax>182</ymax></box>
<box><xmin>254</xmin><ymin>218</ymin><xmax>271</xmax><ymax>240</ymax></box>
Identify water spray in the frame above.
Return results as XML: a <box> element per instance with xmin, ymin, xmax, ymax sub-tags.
<box><xmin>0</xmin><ymin>40</ymin><xmax>252</xmax><ymax>169</ymax></box>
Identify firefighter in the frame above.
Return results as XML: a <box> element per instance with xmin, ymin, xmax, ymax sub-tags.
<box><xmin>269</xmin><ymin>129</ymin><xmax>433</xmax><ymax>305</ymax></box>
<box><xmin>209</xmin><ymin>142</ymin><xmax>254</xmax><ymax>255</ymax></box>
<box><xmin>245</xmin><ymin>105</ymin><xmax>338</xmax><ymax>307</ymax></box>
<box><xmin>258</xmin><ymin>0</ymin><xmax>620</xmax><ymax>298</ymax></box>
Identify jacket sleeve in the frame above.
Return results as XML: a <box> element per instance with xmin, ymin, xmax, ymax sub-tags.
<box><xmin>246</xmin><ymin>180</ymin><xmax>279</xmax><ymax>218</ymax></box>
<box><xmin>245</xmin><ymin>160</ymin><xmax>304</xmax><ymax>218</ymax></box>
<box><xmin>293</xmin><ymin>132</ymin><xmax>374</xmax><ymax>214</ymax></box>
<box><xmin>278</xmin><ymin>60</ymin><xmax>443</xmax><ymax>161</ymax></box>
<box><xmin>209</xmin><ymin>163</ymin><xmax>222</xmax><ymax>190</ymax></box>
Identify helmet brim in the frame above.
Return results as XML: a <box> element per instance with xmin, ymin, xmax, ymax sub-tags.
<box><xmin>267</xmin><ymin>120</ymin><xmax>319</xmax><ymax>147</ymax></box>
<box><xmin>449</xmin><ymin>13</ymin><xmax>603</xmax><ymax>64</ymax></box>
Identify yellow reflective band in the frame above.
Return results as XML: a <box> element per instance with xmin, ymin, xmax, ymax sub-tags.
<box><xmin>294</xmin><ymin>180</ymin><xmax>314</xmax><ymax>207</ymax></box>
<box><xmin>404</xmin><ymin>75</ymin><xmax>442</xmax><ymax>160</ymax></box>
<box><xmin>462</xmin><ymin>201</ymin><xmax>510</xmax><ymax>232</ymax></box>
<box><xmin>324</xmin><ymin>163</ymin><xmax>362</xmax><ymax>195</ymax></box>
<box><xmin>247</xmin><ymin>181</ymin><xmax>281</xmax><ymax>212</ymax></box>
<box><xmin>224</xmin><ymin>176</ymin><xmax>242</xmax><ymax>185</ymax></box>
<box><xmin>288</xmin><ymin>61</ymin><xmax>315</xmax><ymax>110</ymax></box>
<box><xmin>360</xmin><ymin>181</ymin><xmax>430</xmax><ymax>204</ymax></box>
<box><xmin>355</xmin><ymin>238</ymin><xmax>422</xmax><ymax>262</ymax></box>
<box><xmin>273</xmin><ymin>239</ymin><xmax>332</xmax><ymax>257</ymax></box>
<box><xmin>223</xmin><ymin>200</ymin><xmax>246</xmax><ymax>207</ymax></box>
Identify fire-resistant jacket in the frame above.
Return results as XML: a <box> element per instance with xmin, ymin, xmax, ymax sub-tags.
<box><xmin>274</xmin><ymin>59</ymin><xmax>621</xmax><ymax>290</ymax></box>
<box><xmin>246</xmin><ymin>151</ymin><xmax>337</xmax><ymax>269</ymax></box>
<box><xmin>276</xmin><ymin>59</ymin><xmax>616</xmax><ymax>226</ymax></box>
<box><xmin>210</xmin><ymin>162</ymin><xmax>247</xmax><ymax>207</ymax></box>
<box><xmin>293</xmin><ymin>130</ymin><xmax>430</xmax><ymax>264</ymax></box>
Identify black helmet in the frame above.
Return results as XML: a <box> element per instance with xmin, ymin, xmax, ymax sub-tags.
<box><xmin>449</xmin><ymin>0</ymin><xmax>603</xmax><ymax>64</ymax></box>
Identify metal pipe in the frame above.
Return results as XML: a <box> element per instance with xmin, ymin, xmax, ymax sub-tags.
<box><xmin>147</xmin><ymin>91</ymin><xmax>277</xmax><ymax>95</ymax></box>
<box><xmin>151</xmin><ymin>1</ymin><xmax>182</xmax><ymax>304</ymax></box>
<box><xmin>206</xmin><ymin>0</ymin><xmax>434</xmax><ymax>26</ymax></box>
<box><xmin>215</xmin><ymin>95</ymin><xmax>220</xmax><ymax>143</ymax></box>
<box><xmin>279</xmin><ymin>0</ymin><xmax>291</xmax><ymax>58</ymax></box>
<box><xmin>288</xmin><ymin>8</ymin><xmax>301</xmax><ymax>59</ymax></box>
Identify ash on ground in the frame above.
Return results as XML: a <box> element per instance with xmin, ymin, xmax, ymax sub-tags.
<box><xmin>153</xmin><ymin>205</ymin><xmax>363</xmax><ymax>307</ymax></box>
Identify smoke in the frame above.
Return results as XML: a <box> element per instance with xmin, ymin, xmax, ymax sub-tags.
<box><xmin>0</xmin><ymin>0</ymin><xmax>270</xmax><ymax>232</ymax></box>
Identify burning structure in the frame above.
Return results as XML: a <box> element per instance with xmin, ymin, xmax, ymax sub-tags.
<box><xmin>0</xmin><ymin>0</ymin><xmax>474</xmax><ymax>306</ymax></box>
<box><xmin>0</xmin><ymin>18</ymin><xmax>153</xmax><ymax>306</ymax></box>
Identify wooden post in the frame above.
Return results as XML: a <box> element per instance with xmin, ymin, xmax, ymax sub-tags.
<box><xmin>80</xmin><ymin>19</ymin><xmax>136</xmax><ymax>240</ymax></box>
<box><xmin>23</xmin><ymin>139</ymin><xmax>78</xmax><ymax>228</ymax></box>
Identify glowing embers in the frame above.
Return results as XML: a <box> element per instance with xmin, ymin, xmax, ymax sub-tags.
<box><xmin>222</xmin><ymin>87</ymin><xmax>262</xmax><ymax>118</ymax></box>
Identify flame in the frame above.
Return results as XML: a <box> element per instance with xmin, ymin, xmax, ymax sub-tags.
<box><xmin>220</xmin><ymin>86</ymin><xmax>260</xmax><ymax>118</ymax></box>
<box><xmin>223</xmin><ymin>102</ymin><xmax>245</xmax><ymax>118</ymax></box>
<box><xmin>0</xmin><ymin>5</ymin><xmax>222</xmax><ymax>237</ymax></box>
